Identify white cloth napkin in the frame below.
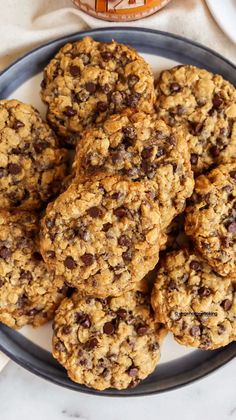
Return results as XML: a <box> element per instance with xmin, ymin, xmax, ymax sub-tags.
<box><xmin>0</xmin><ymin>0</ymin><xmax>235</xmax><ymax>371</ymax></box>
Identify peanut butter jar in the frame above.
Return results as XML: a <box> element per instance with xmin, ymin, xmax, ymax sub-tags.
<box><xmin>72</xmin><ymin>0</ymin><xmax>171</xmax><ymax>21</ymax></box>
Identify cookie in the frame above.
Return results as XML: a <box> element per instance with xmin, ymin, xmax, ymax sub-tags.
<box><xmin>52</xmin><ymin>291</ymin><xmax>165</xmax><ymax>390</ymax></box>
<box><xmin>0</xmin><ymin>210</ymin><xmax>66</xmax><ymax>329</ymax></box>
<box><xmin>74</xmin><ymin>111</ymin><xmax>194</xmax><ymax>228</ymax></box>
<box><xmin>0</xmin><ymin>100</ymin><xmax>68</xmax><ymax>210</ymax></box>
<box><xmin>185</xmin><ymin>163</ymin><xmax>236</xmax><ymax>277</ymax></box>
<box><xmin>41</xmin><ymin>36</ymin><xmax>155</xmax><ymax>146</ymax></box>
<box><xmin>40</xmin><ymin>176</ymin><xmax>162</xmax><ymax>297</ymax></box>
<box><xmin>155</xmin><ymin>65</ymin><xmax>236</xmax><ymax>174</ymax></box>
<box><xmin>151</xmin><ymin>249</ymin><xmax>236</xmax><ymax>350</ymax></box>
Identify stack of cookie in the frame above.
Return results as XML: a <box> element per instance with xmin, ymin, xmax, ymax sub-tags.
<box><xmin>0</xmin><ymin>36</ymin><xmax>235</xmax><ymax>391</ymax></box>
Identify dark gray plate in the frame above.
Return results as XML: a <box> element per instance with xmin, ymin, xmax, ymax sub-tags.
<box><xmin>0</xmin><ymin>28</ymin><xmax>235</xmax><ymax>396</ymax></box>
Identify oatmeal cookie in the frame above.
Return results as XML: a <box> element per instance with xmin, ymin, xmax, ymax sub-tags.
<box><xmin>0</xmin><ymin>210</ymin><xmax>66</xmax><ymax>329</ymax></box>
<box><xmin>52</xmin><ymin>291</ymin><xmax>165</xmax><ymax>390</ymax></box>
<box><xmin>185</xmin><ymin>163</ymin><xmax>236</xmax><ymax>277</ymax></box>
<box><xmin>155</xmin><ymin>65</ymin><xmax>236</xmax><ymax>174</ymax></box>
<box><xmin>0</xmin><ymin>99</ymin><xmax>68</xmax><ymax>209</ymax></box>
<box><xmin>151</xmin><ymin>249</ymin><xmax>236</xmax><ymax>349</ymax></box>
<box><xmin>41</xmin><ymin>36</ymin><xmax>155</xmax><ymax>146</ymax></box>
<box><xmin>40</xmin><ymin>176</ymin><xmax>162</xmax><ymax>297</ymax></box>
<box><xmin>74</xmin><ymin>112</ymin><xmax>194</xmax><ymax>228</ymax></box>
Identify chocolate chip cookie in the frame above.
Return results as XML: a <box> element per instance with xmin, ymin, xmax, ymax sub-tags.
<box><xmin>151</xmin><ymin>249</ymin><xmax>236</xmax><ymax>350</ymax></box>
<box><xmin>155</xmin><ymin>65</ymin><xmax>236</xmax><ymax>174</ymax></box>
<box><xmin>41</xmin><ymin>36</ymin><xmax>155</xmax><ymax>146</ymax></box>
<box><xmin>40</xmin><ymin>176</ymin><xmax>162</xmax><ymax>297</ymax></box>
<box><xmin>0</xmin><ymin>210</ymin><xmax>66</xmax><ymax>329</ymax></box>
<box><xmin>52</xmin><ymin>291</ymin><xmax>165</xmax><ymax>390</ymax></box>
<box><xmin>185</xmin><ymin>163</ymin><xmax>236</xmax><ymax>277</ymax></box>
<box><xmin>74</xmin><ymin>111</ymin><xmax>194</xmax><ymax>228</ymax></box>
<box><xmin>0</xmin><ymin>100</ymin><xmax>68</xmax><ymax>210</ymax></box>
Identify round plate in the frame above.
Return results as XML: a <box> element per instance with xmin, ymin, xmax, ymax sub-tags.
<box><xmin>206</xmin><ymin>0</ymin><xmax>236</xmax><ymax>44</ymax></box>
<box><xmin>0</xmin><ymin>27</ymin><xmax>235</xmax><ymax>396</ymax></box>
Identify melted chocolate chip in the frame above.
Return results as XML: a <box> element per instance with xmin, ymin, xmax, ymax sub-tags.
<box><xmin>87</xmin><ymin>206</ymin><xmax>102</xmax><ymax>218</ymax></box>
<box><xmin>170</xmin><ymin>82</ymin><xmax>181</xmax><ymax>93</ymax></box>
<box><xmin>128</xmin><ymin>366</ymin><xmax>139</xmax><ymax>377</ymax></box>
<box><xmin>114</xmin><ymin>207</ymin><xmax>128</xmax><ymax>218</ymax></box>
<box><xmin>81</xmin><ymin>253</ymin><xmax>94</xmax><ymax>266</ymax></box>
<box><xmin>198</xmin><ymin>286</ymin><xmax>211</xmax><ymax>297</ymax></box>
<box><xmin>118</xmin><ymin>235</ymin><xmax>131</xmax><ymax>247</ymax></box>
<box><xmin>8</xmin><ymin>163</ymin><xmax>21</xmax><ymax>175</ymax></box>
<box><xmin>103</xmin><ymin>222</ymin><xmax>112</xmax><ymax>232</ymax></box>
<box><xmin>70</xmin><ymin>65</ymin><xmax>80</xmax><ymax>76</ymax></box>
<box><xmin>135</xmin><ymin>324</ymin><xmax>148</xmax><ymax>336</ymax></box>
<box><xmin>218</xmin><ymin>324</ymin><xmax>226</xmax><ymax>335</ymax></box>
<box><xmin>213</xmin><ymin>93</ymin><xmax>224</xmax><ymax>108</ymax></box>
<box><xmin>84</xmin><ymin>337</ymin><xmax>98</xmax><ymax>350</ymax></box>
<box><xmin>85</xmin><ymin>82</ymin><xmax>97</xmax><ymax>93</ymax></box>
<box><xmin>64</xmin><ymin>256</ymin><xmax>76</xmax><ymax>269</ymax></box>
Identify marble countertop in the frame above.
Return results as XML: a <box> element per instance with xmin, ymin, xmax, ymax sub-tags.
<box><xmin>0</xmin><ymin>1</ymin><xmax>236</xmax><ymax>419</ymax></box>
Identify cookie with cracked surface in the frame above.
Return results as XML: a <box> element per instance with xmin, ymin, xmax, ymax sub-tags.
<box><xmin>151</xmin><ymin>249</ymin><xmax>236</xmax><ymax>350</ymax></box>
<box><xmin>74</xmin><ymin>112</ymin><xmax>194</xmax><ymax>228</ymax></box>
<box><xmin>0</xmin><ymin>100</ymin><xmax>68</xmax><ymax>210</ymax></box>
<box><xmin>0</xmin><ymin>210</ymin><xmax>66</xmax><ymax>329</ymax></box>
<box><xmin>40</xmin><ymin>176</ymin><xmax>162</xmax><ymax>297</ymax></box>
<box><xmin>41</xmin><ymin>36</ymin><xmax>155</xmax><ymax>147</ymax></box>
<box><xmin>155</xmin><ymin>65</ymin><xmax>236</xmax><ymax>174</ymax></box>
<box><xmin>52</xmin><ymin>291</ymin><xmax>165</xmax><ymax>390</ymax></box>
<box><xmin>185</xmin><ymin>163</ymin><xmax>236</xmax><ymax>277</ymax></box>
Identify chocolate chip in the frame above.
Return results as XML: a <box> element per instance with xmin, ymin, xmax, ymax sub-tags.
<box><xmin>111</xmin><ymin>191</ymin><xmax>123</xmax><ymax>200</ymax></box>
<box><xmin>230</xmin><ymin>171</ymin><xmax>236</xmax><ymax>180</ymax></box>
<box><xmin>191</xmin><ymin>121</ymin><xmax>203</xmax><ymax>135</ymax></box>
<box><xmin>101</xmin><ymin>51</ymin><xmax>113</xmax><ymax>61</ymax></box>
<box><xmin>64</xmin><ymin>256</ymin><xmax>76</xmax><ymax>269</ymax></box>
<box><xmin>41</xmin><ymin>79</ymin><xmax>46</xmax><ymax>89</ymax></box>
<box><xmin>213</xmin><ymin>93</ymin><xmax>224</xmax><ymax>108</ymax></box>
<box><xmin>190</xmin><ymin>153</ymin><xmax>198</xmax><ymax>165</ymax></box>
<box><xmin>118</xmin><ymin>235</ymin><xmax>131</xmax><ymax>247</ymax></box>
<box><xmin>96</xmin><ymin>101</ymin><xmax>108</xmax><ymax>112</ymax></box>
<box><xmin>84</xmin><ymin>337</ymin><xmax>98</xmax><ymax>350</ymax></box>
<box><xmin>45</xmin><ymin>218</ymin><xmax>55</xmax><ymax>229</ymax></box>
<box><xmin>141</xmin><ymin>147</ymin><xmax>153</xmax><ymax>160</ymax></box>
<box><xmin>0</xmin><ymin>246</ymin><xmax>11</xmax><ymax>259</ymax></box>
<box><xmin>128</xmin><ymin>74</ymin><xmax>139</xmax><ymax>87</ymax></box>
<box><xmin>114</xmin><ymin>207</ymin><xmax>128</xmax><ymax>218</ymax></box>
<box><xmin>221</xmin><ymin>299</ymin><xmax>232</xmax><ymax>311</ymax></box>
<box><xmin>122</xmin><ymin>249</ymin><xmax>133</xmax><ymax>262</ymax></box>
<box><xmin>62</xmin><ymin>325</ymin><xmax>71</xmax><ymax>334</ymax></box>
<box><xmin>170</xmin><ymin>82</ymin><xmax>181</xmax><ymax>93</ymax></box>
<box><xmin>218</xmin><ymin>324</ymin><xmax>226</xmax><ymax>335</ymax></box>
<box><xmin>176</xmin><ymin>104</ymin><xmax>185</xmax><ymax>115</ymax></box>
<box><xmin>135</xmin><ymin>324</ymin><xmax>148</xmax><ymax>336</ymax></box>
<box><xmin>81</xmin><ymin>253</ymin><xmax>94</xmax><ymax>266</ymax></box>
<box><xmin>33</xmin><ymin>141</ymin><xmax>49</xmax><ymax>154</ymax></box>
<box><xmin>20</xmin><ymin>270</ymin><xmax>33</xmax><ymax>281</ymax></box>
<box><xmin>8</xmin><ymin>163</ymin><xmax>21</xmax><ymax>175</ymax></box>
<box><xmin>85</xmin><ymin>82</ymin><xmax>97</xmax><ymax>93</ymax></box>
<box><xmin>168</xmin><ymin>280</ymin><xmax>177</xmax><ymax>290</ymax></box>
<box><xmin>156</xmin><ymin>146</ymin><xmax>165</xmax><ymax>158</ymax></box>
<box><xmin>13</xmin><ymin>120</ymin><xmax>25</xmax><ymax>129</ymax></box>
<box><xmin>128</xmin><ymin>366</ymin><xmax>139</xmax><ymax>377</ymax></box>
<box><xmin>190</xmin><ymin>325</ymin><xmax>201</xmax><ymax>336</ymax></box>
<box><xmin>32</xmin><ymin>252</ymin><xmax>43</xmax><ymax>261</ymax></box>
<box><xmin>70</xmin><ymin>65</ymin><xmax>80</xmax><ymax>76</ymax></box>
<box><xmin>87</xmin><ymin>206</ymin><xmax>102</xmax><ymax>218</ymax></box>
<box><xmin>103</xmin><ymin>222</ymin><xmax>112</xmax><ymax>232</ymax></box>
<box><xmin>100</xmin><ymin>83</ymin><xmax>112</xmax><ymax>94</ymax></box>
<box><xmin>189</xmin><ymin>260</ymin><xmax>202</xmax><ymax>271</ymax></box>
<box><xmin>227</xmin><ymin>222</ymin><xmax>236</xmax><ymax>233</ymax></box>
<box><xmin>46</xmin><ymin>250</ymin><xmax>55</xmax><ymax>259</ymax></box>
<box><xmin>149</xmin><ymin>342</ymin><xmax>159</xmax><ymax>352</ymax></box>
<box><xmin>117</xmin><ymin>308</ymin><xmax>127</xmax><ymax>319</ymax></box>
<box><xmin>128</xmin><ymin>378</ymin><xmax>141</xmax><ymax>388</ymax></box>
<box><xmin>17</xmin><ymin>294</ymin><xmax>28</xmax><ymax>308</ymax></box>
<box><xmin>126</xmin><ymin>92</ymin><xmax>141</xmax><ymax>108</ymax></box>
<box><xmin>75</xmin><ymin>313</ymin><xmax>91</xmax><ymax>328</ymax></box>
<box><xmin>77</xmin><ymin>226</ymin><xmax>90</xmax><ymax>241</ymax></box>
<box><xmin>64</xmin><ymin>106</ymin><xmax>76</xmax><ymax>117</ymax></box>
<box><xmin>54</xmin><ymin>341</ymin><xmax>66</xmax><ymax>352</ymax></box>
<box><xmin>27</xmin><ymin>308</ymin><xmax>40</xmax><ymax>317</ymax></box>
<box><xmin>210</xmin><ymin>145</ymin><xmax>220</xmax><ymax>157</ymax></box>
<box><xmin>103</xmin><ymin>321</ymin><xmax>115</xmax><ymax>335</ymax></box>
<box><xmin>198</xmin><ymin>286</ymin><xmax>211</xmax><ymax>297</ymax></box>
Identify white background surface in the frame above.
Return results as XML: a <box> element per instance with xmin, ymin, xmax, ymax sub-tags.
<box><xmin>0</xmin><ymin>0</ymin><xmax>236</xmax><ymax>419</ymax></box>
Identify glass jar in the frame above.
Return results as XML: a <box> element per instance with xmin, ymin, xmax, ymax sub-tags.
<box><xmin>72</xmin><ymin>0</ymin><xmax>171</xmax><ymax>22</ymax></box>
